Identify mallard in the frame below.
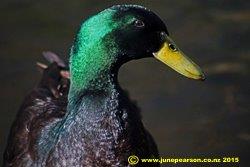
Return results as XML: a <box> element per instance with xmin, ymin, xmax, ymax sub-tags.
<box><xmin>4</xmin><ymin>4</ymin><xmax>204</xmax><ymax>167</ymax></box>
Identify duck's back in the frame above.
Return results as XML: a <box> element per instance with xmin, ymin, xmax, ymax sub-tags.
<box><xmin>3</xmin><ymin>61</ymin><xmax>69</xmax><ymax>167</ymax></box>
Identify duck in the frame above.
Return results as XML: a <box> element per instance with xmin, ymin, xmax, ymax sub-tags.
<box><xmin>3</xmin><ymin>4</ymin><xmax>205</xmax><ymax>167</ymax></box>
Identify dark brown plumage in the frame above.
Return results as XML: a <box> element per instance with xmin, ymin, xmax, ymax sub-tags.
<box><xmin>3</xmin><ymin>53</ymin><xmax>159</xmax><ymax>167</ymax></box>
<box><xmin>3</xmin><ymin>53</ymin><xmax>70</xmax><ymax>166</ymax></box>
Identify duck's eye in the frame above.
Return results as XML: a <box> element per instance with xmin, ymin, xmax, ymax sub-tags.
<box><xmin>133</xmin><ymin>19</ymin><xmax>145</xmax><ymax>28</ymax></box>
<box><xmin>168</xmin><ymin>43</ymin><xmax>178</xmax><ymax>52</ymax></box>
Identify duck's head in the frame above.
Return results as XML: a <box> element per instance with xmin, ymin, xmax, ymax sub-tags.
<box><xmin>70</xmin><ymin>5</ymin><xmax>205</xmax><ymax>92</ymax></box>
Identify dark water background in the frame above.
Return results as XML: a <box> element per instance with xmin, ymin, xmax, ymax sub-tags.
<box><xmin>0</xmin><ymin>0</ymin><xmax>249</xmax><ymax>166</ymax></box>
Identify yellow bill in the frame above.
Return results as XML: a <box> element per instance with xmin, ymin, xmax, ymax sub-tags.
<box><xmin>153</xmin><ymin>35</ymin><xmax>205</xmax><ymax>80</ymax></box>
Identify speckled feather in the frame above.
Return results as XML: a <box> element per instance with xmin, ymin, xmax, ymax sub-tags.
<box><xmin>3</xmin><ymin>62</ymin><xmax>69</xmax><ymax>167</ymax></box>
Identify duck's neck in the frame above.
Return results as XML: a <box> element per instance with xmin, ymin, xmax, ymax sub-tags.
<box><xmin>67</xmin><ymin>35</ymin><xmax>124</xmax><ymax>116</ymax></box>
<box><xmin>69</xmin><ymin>67</ymin><xmax>119</xmax><ymax>101</ymax></box>
<box><xmin>64</xmin><ymin>59</ymin><xmax>125</xmax><ymax>137</ymax></box>
<box><xmin>68</xmin><ymin>67</ymin><xmax>121</xmax><ymax>111</ymax></box>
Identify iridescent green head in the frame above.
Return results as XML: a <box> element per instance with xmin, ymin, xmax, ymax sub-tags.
<box><xmin>69</xmin><ymin>4</ymin><xmax>204</xmax><ymax>94</ymax></box>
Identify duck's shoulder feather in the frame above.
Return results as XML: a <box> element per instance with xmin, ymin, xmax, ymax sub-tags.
<box><xmin>3</xmin><ymin>62</ymin><xmax>69</xmax><ymax>166</ymax></box>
